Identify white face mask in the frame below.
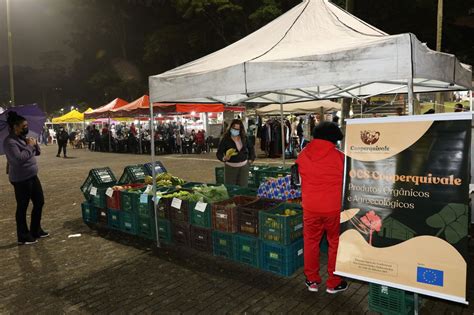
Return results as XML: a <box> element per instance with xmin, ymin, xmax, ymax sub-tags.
<box><xmin>230</xmin><ymin>128</ymin><xmax>240</xmax><ymax>136</ymax></box>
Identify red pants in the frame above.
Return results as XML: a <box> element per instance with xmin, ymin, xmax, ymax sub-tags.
<box><xmin>303</xmin><ymin>214</ymin><xmax>342</xmax><ymax>289</ymax></box>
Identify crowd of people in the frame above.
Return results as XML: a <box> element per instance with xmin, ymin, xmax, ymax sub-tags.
<box><xmin>82</xmin><ymin>122</ymin><xmax>211</xmax><ymax>155</ymax></box>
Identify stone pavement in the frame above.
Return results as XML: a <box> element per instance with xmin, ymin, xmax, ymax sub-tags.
<box><xmin>0</xmin><ymin>145</ymin><xmax>472</xmax><ymax>314</ymax></box>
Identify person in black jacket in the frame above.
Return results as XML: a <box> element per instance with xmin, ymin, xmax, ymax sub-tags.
<box><xmin>56</xmin><ymin>127</ymin><xmax>69</xmax><ymax>158</ymax></box>
<box><xmin>216</xmin><ymin>119</ymin><xmax>256</xmax><ymax>187</ymax></box>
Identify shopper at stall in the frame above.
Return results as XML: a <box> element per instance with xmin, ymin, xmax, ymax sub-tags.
<box><xmin>296</xmin><ymin>121</ymin><xmax>347</xmax><ymax>294</ymax></box>
<box><xmin>3</xmin><ymin>111</ymin><xmax>48</xmax><ymax>245</ymax></box>
<box><xmin>297</xmin><ymin>118</ymin><xmax>304</xmax><ymax>146</ymax></box>
<box><xmin>216</xmin><ymin>119</ymin><xmax>255</xmax><ymax>187</ymax></box>
<box><xmin>56</xmin><ymin>127</ymin><xmax>69</xmax><ymax>158</ymax></box>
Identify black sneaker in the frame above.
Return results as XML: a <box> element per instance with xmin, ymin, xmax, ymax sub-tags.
<box><xmin>18</xmin><ymin>234</ymin><xmax>38</xmax><ymax>245</ymax></box>
<box><xmin>305</xmin><ymin>279</ymin><xmax>320</xmax><ymax>292</ymax></box>
<box><xmin>56</xmin><ymin>154</ymin><xmax>60</xmax><ymax>157</ymax></box>
<box><xmin>32</xmin><ymin>229</ymin><xmax>50</xmax><ymax>239</ymax></box>
<box><xmin>326</xmin><ymin>280</ymin><xmax>349</xmax><ymax>294</ymax></box>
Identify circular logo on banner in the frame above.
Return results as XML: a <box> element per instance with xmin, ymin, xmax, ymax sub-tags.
<box><xmin>360</xmin><ymin>130</ymin><xmax>381</xmax><ymax>145</ymax></box>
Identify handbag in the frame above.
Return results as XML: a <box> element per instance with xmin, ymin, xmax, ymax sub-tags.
<box><xmin>290</xmin><ymin>163</ymin><xmax>300</xmax><ymax>189</ymax></box>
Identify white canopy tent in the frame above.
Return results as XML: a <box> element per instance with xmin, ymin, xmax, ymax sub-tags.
<box><xmin>149</xmin><ymin>0</ymin><xmax>471</xmax><ymax>111</ymax></box>
<box><xmin>147</xmin><ymin>0</ymin><xmax>472</xmax><ymax>247</ymax></box>
<box><xmin>256</xmin><ymin>100</ymin><xmax>341</xmax><ymax>115</ymax></box>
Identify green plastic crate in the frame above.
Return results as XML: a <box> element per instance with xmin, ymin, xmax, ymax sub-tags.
<box><xmin>261</xmin><ymin>238</ymin><xmax>304</xmax><ymax>277</ymax></box>
<box><xmin>80</xmin><ymin>167</ymin><xmax>117</xmax><ymax>200</ymax></box>
<box><xmin>233</xmin><ymin>187</ymin><xmax>258</xmax><ymax>197</ymax></box>
<box><xmin>138</xmin><ymin>216</ymin><xmax>156</xmax><ymax>240</ymax></box>
<box><xmin>89</xmin><ymin>187</ymin><xmax>109</xmax><ymax>209</ymax></box>
<box><xmin>120</xmin><ymin>210</ymin><xmax>138</xmax><ymax>235</ymax></box>
<box><xmin>255</xmin><ymin>166</ymin><xmax>290</xmax><ymax>187</ymax></box>
<box><xmin>157</xmin><ymin>218</ymin><xmax>172</xmax><ymax>244</ymax></box>
<box><xmin>212</xmin><ymin>230</ymin><xmax>235</xmax><ymax>259</ymax></box>
<box><xmin>118</xmin><ymin>164</ymin><xmax>147</xmax><ymax>184</ymax></box>
<box><xmin>120</xmin><ymin>189</ymin><xmax>136</xmax><ymax>212</ymax></box>
<box><xmin>189</xmin><ymin>201</ymin><xmax>212</xmax><ymax>228</ymax></box>
<box><xmin>107</xmin><ymin>209</ymin><xmax>121</xmax><ymax>230</ymax></box>
<box><xmin>248</xmin><ymin>165</ymin><xmax>269</xmax><ymax>188</ymax></box>
<box><xmin>120</xmin><ymin>188</ymin><xmax>153</xmax><ymax>218</ymax></box>
<box><xmin>225</xmin><ymin>184</ymin><xmax>242</xmax><ymax>197</ymax></box>
<box><xmin>215</xmin><ymin>167</ymin><xmax>224</xmax><ymax>184</ymax></box>
<box><xmin>369</xmin><ymin>284</ymin><xmax>416</xmax><ymax>315</ymax></box>
<box><xmin>234</xmin><ymin>234</ymin><xmax>261</xmax><ymax>268</ymax></box>
<box><xmin>144</xmin><ymin>161</ymin><xmax>167</xmax><ymax>176</ymax></box>
<box><xmin>81</xmin><ymin>202</ymin><xmax>98</xmax><ymax>224</ymax></box>
<box><xmin>259</xmin><ymin>204</ymin><xmax>303</xmax><ymax>245</ymax></box>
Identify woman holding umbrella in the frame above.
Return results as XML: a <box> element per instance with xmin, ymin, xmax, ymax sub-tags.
<box><xmin>3</xmin><ymin>111</ymin><xmax>49</xmax><ymax>245</ymax></box>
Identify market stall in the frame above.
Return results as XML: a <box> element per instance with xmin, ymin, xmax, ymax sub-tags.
<box><xmin>149</xmin><ymin>0</ymin><xmax>471</xmax><ymax>165</ymax></box>
<box><xmin>146</xmin><ymin>0</ymin><xmax>472</xmax><ymax>309</ymax></box>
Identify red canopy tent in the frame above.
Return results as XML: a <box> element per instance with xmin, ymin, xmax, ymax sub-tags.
<box><xmin>88</xmin><ymin>95</ymin><xmax>245</xmax><ymax>118</ymax></box>
<box><xmin>85</xmin><ymin>98</ymin><xmax>129</xmax><ymax>119</ymax></box>
<box><xmin>111</xmin><ymin>95</ymin><xmax>150</xmax><ymax>117</ymax></box>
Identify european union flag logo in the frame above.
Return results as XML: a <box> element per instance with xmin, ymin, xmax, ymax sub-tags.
<box><xmin>416</xmin><ymin>267</ymin><xmax>444</xmax><ymax>287</ymax></box>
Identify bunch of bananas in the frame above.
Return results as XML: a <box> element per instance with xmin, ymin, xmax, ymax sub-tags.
<box><xmin>225</xmin><ymin>148</ymin><xmax>238</xmax><ymax>159</ymax></box>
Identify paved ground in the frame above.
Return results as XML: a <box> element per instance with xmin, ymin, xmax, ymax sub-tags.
<box><xmin>0</xmin><ymin>145</ymin><xmax>473</xmax><ymax>314</ymax></box>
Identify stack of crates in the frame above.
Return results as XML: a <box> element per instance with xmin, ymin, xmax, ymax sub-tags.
<box><xmin>237</xmin><ymin>199</ymin><xmax>281</xmax><ymax>236</ymax></box>
<box><xmin>80</xmin><ymin>167</ymin><xmax>117</xmax><ymax>226</ymax></box>
<box><xmin>369</xmin><ymin>284</ymin><xmax>417</xmax><ymax>315</ymax></box>
<box><xmin>211</xmin><ymin>196</ymin><xmax>257</xmax><ymax>260</ymax></box>
<box><xmin>258</xmin><ymin>203</ymin><xmax>304</xmax><ymax>276</ymax></box>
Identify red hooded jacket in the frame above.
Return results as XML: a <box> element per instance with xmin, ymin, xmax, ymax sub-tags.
<box><xmin>296</xmin><ymin>139</ymin><xmax>344</xmax><ymax>217</ymax></box>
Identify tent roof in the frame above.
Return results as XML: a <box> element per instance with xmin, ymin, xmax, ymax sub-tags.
<box><xmin>111</xmin><ymin>95</ymin><xmax>150</xmax><ymax>117</ymax></box>
<box><xmin>154</xmin><ymin>103</ymin><xmax>224</xmax><ymax>114</ymax></box>
<box><xmin>256</xmin><ymin>100</ymin><xmax>341</xmax><ymax>115</ymax></box>
<box><xmin>52</xmin><ymin>109</ymin><xmax>84</xmax><ymax>123</ymax></box>
<box><xmin>85</xmin><ymin>98</ymin><xmax>129</xmax><ymax>118</ymax></box>
<box><xmin>149</xmin><ymin>0</ymin><xmax>471</xmax><ymax>105</ymax></box>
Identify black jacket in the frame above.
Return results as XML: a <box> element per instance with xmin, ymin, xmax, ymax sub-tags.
<box><xmin>217</xmin><ymin>136</ymin><xmax>256</xmax><ymax>163</ymax></box>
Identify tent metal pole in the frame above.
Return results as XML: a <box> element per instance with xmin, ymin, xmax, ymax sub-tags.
<box><xmin>470</xmin><ymin>90</ymin><xmax>473</xmax><ymax>112</ymax></box>
<box><xmin>138</xmin><ymin>118</ymin><xmax>142</xmax><ymax>154</ymax></box>
<box><xmin>150</xmin><ymin>99</ymin><xmax>160</xmax><ymax>248</ymax></box>
<box><xmin>407</xmin><ymin>79</ymin><xmax>414</xmax><ymax>115</ymax></box>
<box><xmin>108</xmin><ymin>117</ymin><xmax>112</xmax><ymax>152</ymax></box>
<box><xmin>279</xmin><ymin>95</ymin><xmax>285</xmax><ymax>166</ymax></box>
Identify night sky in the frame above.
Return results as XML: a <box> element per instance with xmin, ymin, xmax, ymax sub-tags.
<box><xmin>0</xmin><ymin>0</ymin><xmax>75</xmax><ymax>68</ymax></box>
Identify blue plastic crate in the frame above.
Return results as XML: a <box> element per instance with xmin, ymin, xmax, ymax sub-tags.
<box><xmin>212</xmin><ymin>230</ymin><xmax>235</xmax><ymax>259</ymax></box>
<box><xmin>81</xmin><ymin>202</ymin><xmax>98</xmax><ymax>224</ymax></box>
<box><xmin>261</xmin><ymin>238</ymin><xmax>304</xmax><ymax>277</ymax></box>
<box><xmin>107</xmin><ymin>209</ymin><xmax>121</xmax><ymax>230</ymax></box>
<box><xmin>234</xmin><ymin>234</ymin><xmax>261</xmax><ymax>268</ymax></box>
<box><xmin>120</xmin><ymin>211</ymin><xmax>138</xmax><ymax>235</ymax></box>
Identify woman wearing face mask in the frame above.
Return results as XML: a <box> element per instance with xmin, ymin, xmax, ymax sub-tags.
<box><xmin>3</xmin><ymin>112</ymin><xmax>49</xmax><ymax>245</ymax></box>
<box><xmin>216</xmin><ymin>119</ymin><xmax>256</xmax><ymax>187</ymax></box>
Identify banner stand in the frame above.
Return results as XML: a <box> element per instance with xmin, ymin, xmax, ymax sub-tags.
<box><xmin>414</xmin><ymin>293</ymin><xmax>419</xmax><ymax>315</ymax></box>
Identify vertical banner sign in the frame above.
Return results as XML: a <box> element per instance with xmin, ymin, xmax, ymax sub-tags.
<box><xmin>335</xmin><ymin>113</ymin><xmax>471</xmax><ymax>304</ymax></box>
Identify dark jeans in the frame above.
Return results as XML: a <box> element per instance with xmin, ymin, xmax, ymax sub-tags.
<box><xmin>12</xmin><ymin>176</ymin><xmax>45</xmax><ymax>240</ymax></box>
<box><xmin>57</xmin><ymin>141</ymin><xmax>67</xmax><ymax>156</ymax></box>
<box><xmin>224</xmin><ymin>162</ymin><xmax>250</xmax><ymax>187</ymax></box>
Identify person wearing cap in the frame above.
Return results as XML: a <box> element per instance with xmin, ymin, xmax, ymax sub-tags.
<box><xmin>296</xmin><ymin>121</ymin><xmax>348</xmax><ymax>294</ymax></box>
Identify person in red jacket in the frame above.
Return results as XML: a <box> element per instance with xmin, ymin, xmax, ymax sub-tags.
<box><xmin>296</xmin><ymin>121</ymin><xmax>348</xmax><ymax>294</ymax></box>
